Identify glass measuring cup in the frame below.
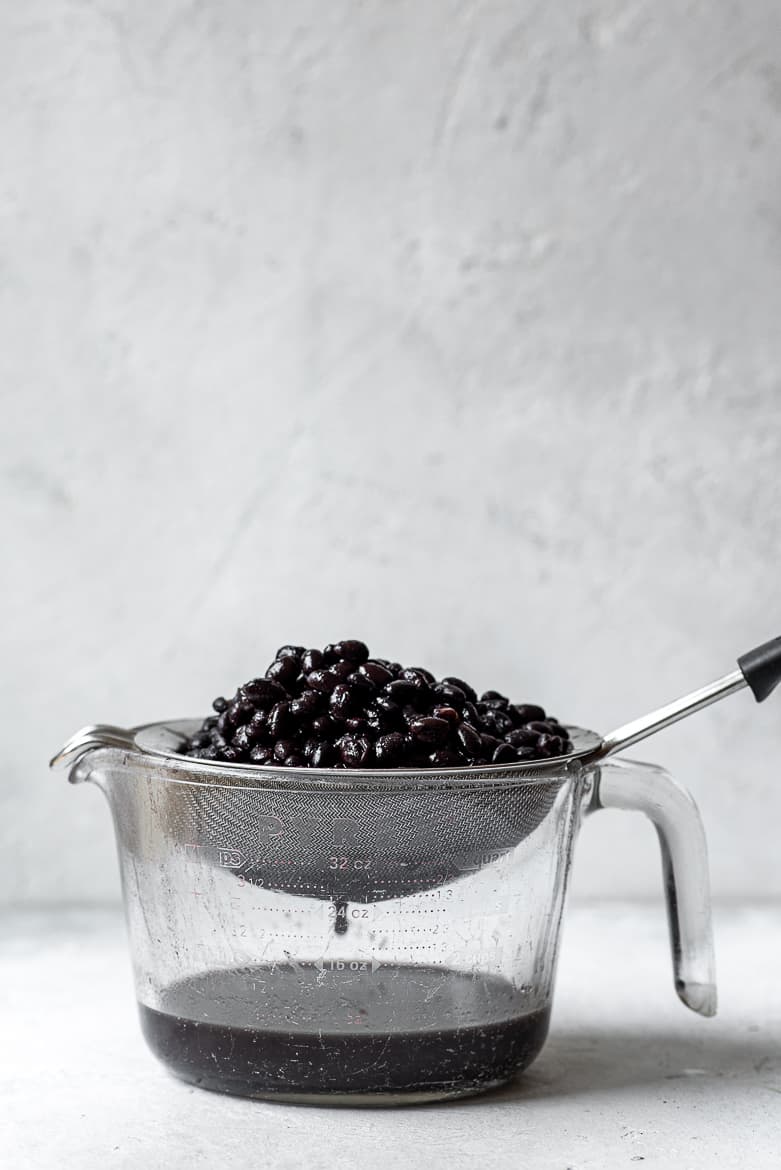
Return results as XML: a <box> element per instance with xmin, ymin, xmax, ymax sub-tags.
<box><xmin>52</xmin><ymin>636</ymin><xmax>781</xmax><ymax>1103</ymax></box>
<box><xmin>52</xmin><ymin>722</ymin><xmax>713</xmax><ymax>1104</ymax></box>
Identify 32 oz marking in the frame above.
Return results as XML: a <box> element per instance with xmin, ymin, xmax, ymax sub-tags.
<box><xmin>328</xmin><ymin>857</ymin><xmax>372</xmax><ymax>871</ymax></box>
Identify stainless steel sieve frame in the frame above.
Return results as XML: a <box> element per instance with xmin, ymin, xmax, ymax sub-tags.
<box><xmin>52</xmin><ymin>720</ymin><xmax>600</xmax><ymax>783</ymax></box>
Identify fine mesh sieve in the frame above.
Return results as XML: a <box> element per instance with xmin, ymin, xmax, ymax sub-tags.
<box><xmin>52</xmin><ymin>634</ymin><xmax>781</xmax><ymax>903</ymax></box>
<box><xmin>141</xmin><ymin>721</ymin><xmax>596</xmax><ymax>903</ymax></box>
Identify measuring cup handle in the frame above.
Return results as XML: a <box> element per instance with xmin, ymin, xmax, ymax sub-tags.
<box><xmin>590</xmin><ymin>757</ymin><xmax>717</xmax><ymax>1017</ymax></box>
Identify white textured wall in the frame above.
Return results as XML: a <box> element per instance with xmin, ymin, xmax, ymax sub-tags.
<box><xmin>3</xmin><ymin>1</ymin><xmax>781</xmax><ymax>905</ymax></box>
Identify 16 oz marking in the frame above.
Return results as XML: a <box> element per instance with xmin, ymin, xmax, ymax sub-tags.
<box><xmin>320</xmin><ymin>959</ymin><xmax>370</xmax><ymax>972</ymax></box>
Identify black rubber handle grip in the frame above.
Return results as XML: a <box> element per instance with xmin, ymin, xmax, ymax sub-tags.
<box><xmin>738</xmin><ymin>635</ymin><xmax>781</xmax><ymax>702</ymax></box>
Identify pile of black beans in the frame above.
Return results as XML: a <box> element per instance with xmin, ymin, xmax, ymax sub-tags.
<box><xmin>181</xmin><ymin>641</ymin><xmax>572</xmax><ymax>769</ymax></box>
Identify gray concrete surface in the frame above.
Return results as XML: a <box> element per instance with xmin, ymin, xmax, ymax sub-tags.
<box><xmin>3</xmin><ymin>2</ymin><xmax>781</xmax><ymax>903</ymax></box>
<box><xmin>3</xmin><ymin>903</ymin><xmax>780</xmax><ymax>1169</ymax></box>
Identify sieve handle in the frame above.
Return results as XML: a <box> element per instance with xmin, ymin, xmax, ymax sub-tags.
<box><xmin>594</xmin><ymin>634</ymin><xmax>781</xmax><ymax>760</ymax></box>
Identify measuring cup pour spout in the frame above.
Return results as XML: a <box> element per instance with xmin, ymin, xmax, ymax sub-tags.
<box><xmin>50</xmin><ymin>725</ymin><xmax>138</xmax><ymax>788</ymax></box>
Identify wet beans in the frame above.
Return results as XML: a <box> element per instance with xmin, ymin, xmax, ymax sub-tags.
<box><xmin>182</xmin><ymin>641</ymin><xmax>573</xmax><ymax>768</ymax></box>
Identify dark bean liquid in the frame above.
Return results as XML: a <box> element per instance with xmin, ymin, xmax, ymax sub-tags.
<box><xmin>139</xmin><ymin>963</ymin><xmax>550</xmax><ymax>1102</ymax></box>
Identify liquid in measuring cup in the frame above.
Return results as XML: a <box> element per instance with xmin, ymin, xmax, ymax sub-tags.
<box><xmin>139</xmin><ymin>963</ymin><xmax>550</xmax><ymax>1102</ymax></box>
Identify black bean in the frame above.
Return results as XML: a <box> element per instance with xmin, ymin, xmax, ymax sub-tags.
<box><xmin>219</xmin><ymin>746</ymin><xmax>241</xmax><ymax>763</ymax></box>
<box><xmin>241</xmin><ymin>678</ymin><xmax>286</xmax><ymax>704</ymax></box>
<box><xmin>266</xmin><ymin>657</ymin><xmax>300</xmax><ymax>688</ymax></box>
<box><xmin>367</xmin><ymin>704</ymin><xmax>404</xmax><ymax>733</ymax></box>
<box><xmin>385</xmin><ymin>706</ymin><xmax>408</xmax><ymax>732</ymax></box>
<box><xmin>322</xmin><ymin>643</ymin><xmax>341</xmax><ymax>664</ymax></box>
<box><xmin>276</xmin><ymin>644</ymin><xmax>305</xmax><ymax>660</ymax></box>
<box><xmin>506</xmin><ymin>728</ymin><xmax>539</xmax><ymax>748</ymax></box>
<box><xmin>333</xmin><ymin>640</ymin><xmax>370</xmax><ymax>663</ymax></box>
<box><xmin>505</xmin><ymin>705</ymin><xmax>529</xmax><ymax>728</ymax></box>
<box><xmin>284</xmin><ymin>753</ymin><xmax>304</xmax><ymax>767</ymax></box>
<box><xmin>302</xmin><ymin>738</ymin><xmax>319</xmax><ymax>761</ymax></box>
<box><xmin>481</xmin><ymin>697</ymin><xmax>509</xmax><ymax>712</ymax></box>
<box><xmin>514</xmin><ymin>746</ymin><xmax>536</xmax><ymax>761</ymax></box>
<box><xmin>311</xmin><ymin>714</ymin><xmax>337</xmax><ymax>737</ymax></box>
<box><xmin>365</xmin><ymin>710</ymin><xmax>384</xmax><ymax>733</ymax></box>
<box><xmin>232</xmin><ymin>700</ymin><xmax>255</xmax><ymax>726</ymax></box>
<box><xmin>513</xmin><ymin>703</ymin><xmax>546</xmax><ymax>724</ymax></box>
<box><xmin>267</xmin><ymin>701</ymin><xmax>293</xmax><ymax>739</ymax></box>
<box><xmin>249</xmin><ymin>744</ymin><xmax>272</xmax><ymax>764</ymax></box>
<box><xmin>480</xmin><ymin>708</ymin><xmax>513</xmax><ymax>736</ymax></box>
<box><xmin>536</xmin><ymin>734</ymin><xmax>567</xmax><ymax>757</ymax></box>
<box><xmin>385</xmin><ymin>679</ymin><xmax>418</xmax><ymax>704</ymax></box>
<box><xmin>358</xmin><ymin>661</ymin><xmax>394</xmax><ymax>687</ymax></box>
<box><xmin>348</xmin><ymin>671</ymin><xmax>376</xmax><ymax>699</ymax></box>
<box><xmin>480</xmin><ymin>733</ymin><xmax>502</xmax><ymax>755</ymax></box>
<box><xmin>307</xmin><ymin>669</ymin><xmax>339</xmax><ymax>694</ymax></box>
<box><xmin>189</xmin><ymin>731</ymin><xmax>211</xmax><ymax>749</ymax></box>
<box><xmin>431</xmin><ymin>683</ymin><xmax>466</xmax><ymax>709</ymax></box>
<box><xmin>403</xmin><ymin>736</ymin><xmax>430</xmax><ymax>766</ymax></box>
<box><xmin>330</xmin><ymin>660</ymin><xmax>354</xmax><ymax>681</ymax></box>
<box><xmin>273</xmin><ymin>739</ymin><xmax>297</xmax><ymax>762</ymax></box>
<box><xmin>217</xmin><ymin>709</ymin><xmax>236</xmax><ymax>736</ymax></box>
<box><xmin>457</xmin><ymin>722</ymin><xmax>483</xmax><ymax>756</ymax></box>
<box><xmin>284</xmin><ymin>707</ymin><xmax>307</xmax><ymax>732</ymax></box>
<box><xmin>408</xmin><ymin>716</ymin><xmax>450</xmax><ymax>746</ymax></box>
<box><xmin>432</xmin><ymin>705</ymin><xmax>460</xmax><ymax>725</ymax></box>
<box><xmin>492</xmin><ymin>743</ymin><xmax>517</xmax><ymax>764</ymax></box>
<box><xmin>344</xmin><ymin>716</ymin><xmax>368</xmax><ymax>734</ymax></box>
<box><xmin>310</xmin><ymin>741</ymin><xmax>337</xmax><ymax>767</ymax></box>
<box><xmin>526</xmin><ymin>721</ymin><xmax>553</xmax><ymax>735</ymax></box>
<box><xmin>545</xmin><ymin>720</ymin><xmax>569</xmax><ymax>738</ymax></box>
<box><xmin>212</xmin><ymin>696</ymin><xmax>228</xmax><ymax>713</ymax></box>
<box><xmin>429</xmin><ymin>748</ymin><xmax>463</xmax><ymax>767</ymax></box>
<box><xmin>289</xmin><ymin>691</ymin><xmax>323</xmax><ymax>719</ymax></box>
<box><xmin>374</xmin><ymin>732</ymin><xmax>406</xmax><ymax>765</ymax></box>
<box><xmin>374</xmin><ymin>692</ymin><xmax>402</xmax><ymax>715</ymax></box>
<box><xmin>338</xmin><ymin>734</ymin><xmax>373</xmax><ymax>768</ymax></box>
<box><xmin>330</xmin><ymin>683</ymin><xmax>357</xmax><ymax>718</ymax></box>
<box><xmin>245</xmin><ymin>710</ymin><xmax>267</xmax><ymax>742</ymax></box>
<box><xmin>232</xmin><ymin>726</ymin><xmax>253</xmax><ymax>754</ymax></box>
<box><xmin>461</xmin><ymin>700</ymin><xmax>481</xmax><ymax>726</ymax></box>
<box><xmin>301</xmin><ymin>648</ymin><xmax>324</xmax><ymax>673</ymax></box>
<box><xmin>481</xmin><ymin>690</ymin><xmax>509</xmax><ymax>706</ymax></box>
<box><xmin>441</xmin><ymin>676</ymin><xmax>477</xmax><ymax>703</ymax></box>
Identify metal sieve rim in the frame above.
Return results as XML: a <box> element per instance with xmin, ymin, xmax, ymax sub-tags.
<box><xmin>126</xmin><ymin>718</ymin><xmax>601</xmax><ymax>792</ymax></box>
